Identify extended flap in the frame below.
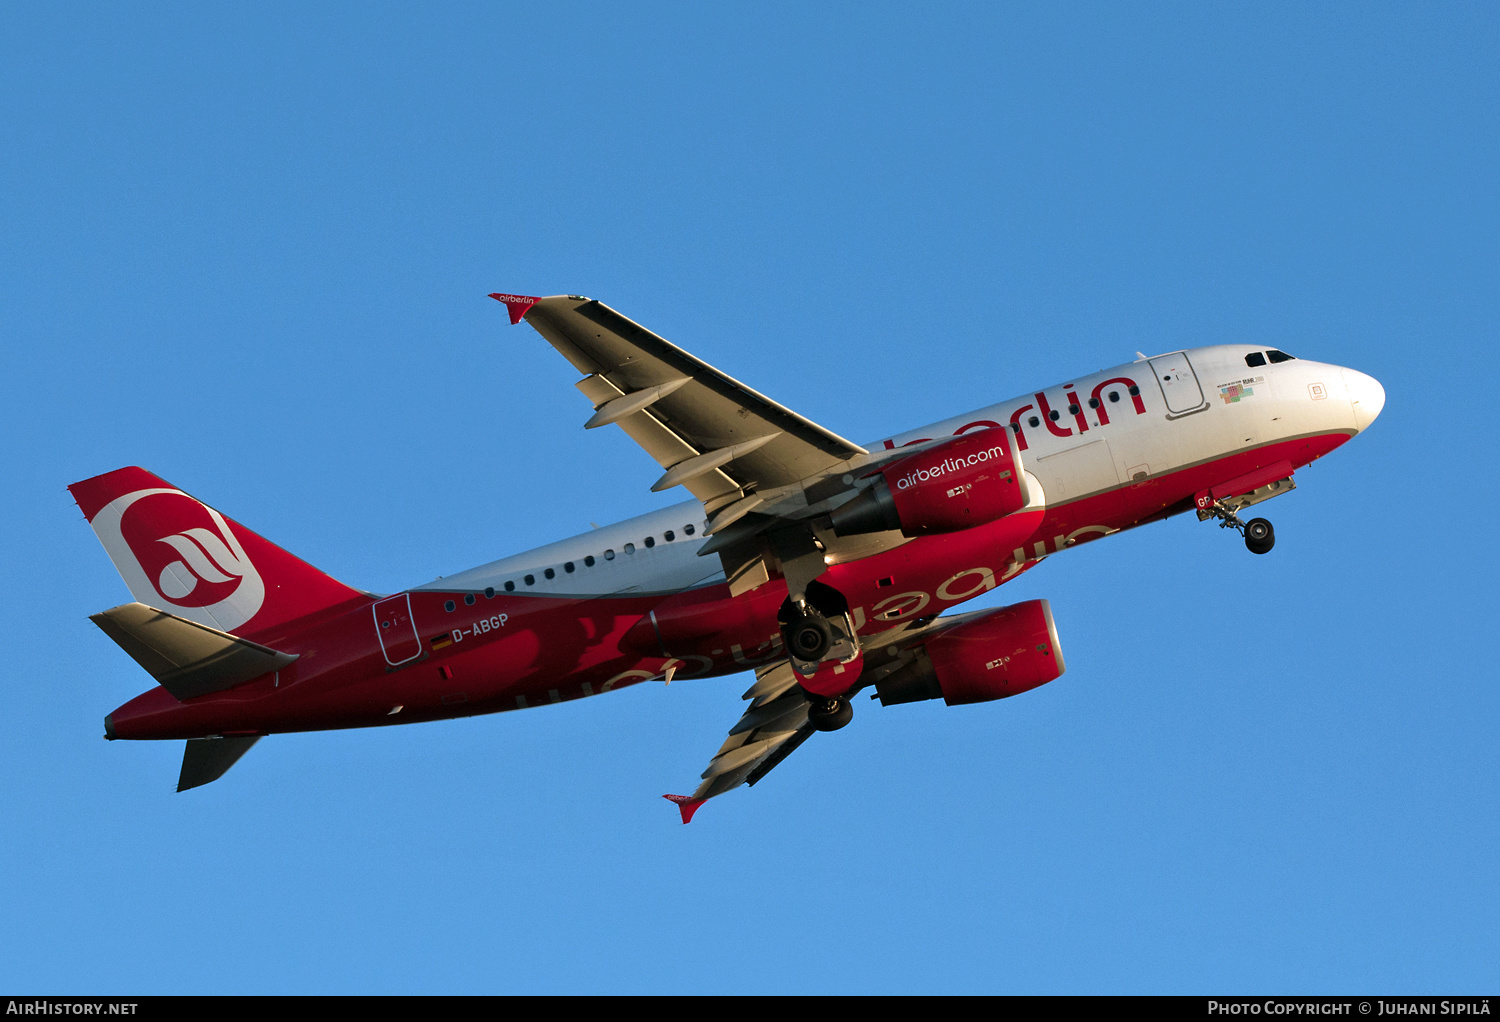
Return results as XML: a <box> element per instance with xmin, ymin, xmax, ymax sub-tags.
<box><xmin>91</xmin><ymin>602</ymin><xmax>298</xmax><ymax>701</ymax></box>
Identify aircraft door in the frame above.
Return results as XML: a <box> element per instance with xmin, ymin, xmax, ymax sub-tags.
<box><xmin>373</xmin><ymin>593</ymin><xmax>422</xmax><ymax>666</ymax></box>
<box><xmin>1148</xmin><ymin>352</ymin><xmax>1208</xmax><ymax>418</ymax></box>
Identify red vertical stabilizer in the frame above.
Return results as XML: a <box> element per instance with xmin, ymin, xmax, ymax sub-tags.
<box><xmin>70</xmin><ymin>466</ymin><xmax>368</xmax><ymax>641</ymax></box>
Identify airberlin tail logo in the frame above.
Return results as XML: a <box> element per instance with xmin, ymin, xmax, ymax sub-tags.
<box><xmin>154</xmin><ymin>527</ymin><xmax>252</xmax><ymax>599</ymax></box>
<box><xmin>91</xmin><ymin>487</ymin><xmax>266</xmax><ymax>632</ymax></box>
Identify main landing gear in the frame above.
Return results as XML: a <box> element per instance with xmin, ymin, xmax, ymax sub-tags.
<box><xmin>782</xmin><ymin>602</ymin><xmax>834</xmax><ymax>662</ymax></box>
<box><xmin>807</xmin><ymin>696</ymin><xmax>854</xmax><ymax>732</ymax></box>
<box><xmin>782</xmin><ymin>601</ymin><xmax>855</xmax><ymax>731</ymax></box>
<box><xmin>778</xmin><ymin>580</ymin><xmax>860</xmax><ymax>732</ymax></box>
<box><xmin>1203</xmin><ymin>499</ymin><xmax>1276</xmax><ymax>555</ymax></box>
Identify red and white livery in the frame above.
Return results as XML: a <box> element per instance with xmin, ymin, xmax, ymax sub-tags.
<box><xmin>72</xmin><ymin>295</ymin><xmax>1384</xmax><ymax>818</ymax></box>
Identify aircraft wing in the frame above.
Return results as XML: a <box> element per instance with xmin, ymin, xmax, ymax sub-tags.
<box><xmin>663</xmin><ymin>661</ymin><xmax>817</xmax><ymax>823</ymax></box>
<box><xmin>661</xmin><ymin>613</ymin><xmax>1001</xmax><ymax>822</ymax></box>
<box><xmin>494</xmin><ymin>294</ymin><xmax>868</xmax><ymax>519</ymax></box>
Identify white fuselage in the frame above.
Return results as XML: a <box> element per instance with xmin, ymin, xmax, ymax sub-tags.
<box><xmin>417</xmin><ymin>345</ymin><xmax>1383</xmax><ymax>600</ymax></box>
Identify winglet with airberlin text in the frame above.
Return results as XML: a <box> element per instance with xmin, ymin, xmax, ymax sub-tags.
<box><xmin>488</xmin><ymin>292</ymin><xmax>541</xmax><ymax>325</ymax></box>
<box><xmin>663</xmin><ymin>794</ymin><xmax>707</xmax><ymax>825</ymax></box>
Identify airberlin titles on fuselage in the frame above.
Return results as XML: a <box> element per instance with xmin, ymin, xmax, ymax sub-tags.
<box><xmin>881</xmin><ymin>377</ymin><xmax>1147</xmax><ymax>454</ymax></box>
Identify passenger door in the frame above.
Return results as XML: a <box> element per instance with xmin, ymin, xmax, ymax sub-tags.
<box><xmin>1149</xmin><ymin>352</ymin><xmax>1208</xmax><ymax>418</ymax></box>
<box><xmin>373</xmin><ymin>594</ymin><xmax>422</xmax><ymax>666</ymax></box>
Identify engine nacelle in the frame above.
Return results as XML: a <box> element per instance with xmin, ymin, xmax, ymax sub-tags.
<box><xmin>830</xmin><ymin>427</ymin><xmax>1029</xmax><ymax>538</ymax></box>
<box><xmin>875</xmin><ymin>599</ymin><xmax>1064</xmax><ymax>706</ymax></box>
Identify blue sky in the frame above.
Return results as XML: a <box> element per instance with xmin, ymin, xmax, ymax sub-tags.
<box><xmin>3</xmin><ymin>2</ymin><xmax>1496</xmax><ymax>993</ymax></box>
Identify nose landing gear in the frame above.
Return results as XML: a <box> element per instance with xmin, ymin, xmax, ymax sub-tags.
<box><xmin>1244</xmin><ymin>517</ymin><xmax>1275</xmax><ymax>555</ymax></box>
<box><xmin>1203</xmin><ymin>499</ymin><xmax>1276</xmax><ymax>555</ymax></box>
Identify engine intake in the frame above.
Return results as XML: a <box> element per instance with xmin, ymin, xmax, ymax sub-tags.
<box><xmin>830</xmin><ymin>427</ymin><xmax>1029</xmax><ymax>538</ymax></box>
<box><xmin>875</xmin><ymin>599</ymin><xmax>1064</xmax><ymax>706</ymax></box>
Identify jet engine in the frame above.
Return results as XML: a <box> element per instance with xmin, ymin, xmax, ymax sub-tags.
<box><xmin>874</xmin><ymin>599</ymin><xmax>1064</xmax><ymax>706</ymax></box>
<box><xmin>830</xmin><ymin>427</ymin><xmax>1030</xmax><ymax>538</ymax></box>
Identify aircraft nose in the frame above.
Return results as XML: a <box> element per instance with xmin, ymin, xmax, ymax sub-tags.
<box><xmin>1343</xmin><ymin>369</ymin><xmax>1385</xmax><ymax>432</ymax></box>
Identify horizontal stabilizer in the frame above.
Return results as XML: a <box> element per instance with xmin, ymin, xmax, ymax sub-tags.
<box><xmin>178</xmin><ymin>735</ymin><xmax>260</xmax><ymax>792</ymax></box>
<box><xmin>91</xmin><ymin>602</ymin><xmax>298</xmax><ymax>701</ymax></box>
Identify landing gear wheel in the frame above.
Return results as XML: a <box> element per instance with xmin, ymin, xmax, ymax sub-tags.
<box><xmin>784</xmin><ymin>613</ymin><xmax>834</xmax><ymax>662</ymax></box>
<box><xmin>1244</xmin><ymin>517</ymin><xmax>1275</xmax><ymax>555</ymax></box>
<box><xmin>807</xmin><ymin>697</ymin><xmax>853</xmax><ymax>732</ymax></box>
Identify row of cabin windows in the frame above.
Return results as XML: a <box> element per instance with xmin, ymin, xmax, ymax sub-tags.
<box><xmin>1245</xmin><ymin>350</ymin><xmax>1296</xmax><ymax>367</ymax></box>
<box><xmin>441</xmin><ymin>521</ymin><xmax>704</xmax><ymax>611</ymax></box>
<box><xmin>1011</xmin><ymin>385</ymin><xmax>1140</xmax><ymax>431</ymax></box>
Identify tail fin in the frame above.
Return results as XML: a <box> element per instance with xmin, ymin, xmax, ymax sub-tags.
<box><xmin>70</xmin><ymin>466</ymin><xmax>366</xmax><ymax>639</ymax></box>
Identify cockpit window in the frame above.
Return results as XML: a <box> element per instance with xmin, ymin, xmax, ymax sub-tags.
<box><xmin>1245</xmin><ymin>352</ymin><xmax>1267</xmax><ymax>368</ymax></box>
<box><xmin>1267</xmin><ymin>350</ymin><xmax>1296</xmax><ymax>363</ymax></box>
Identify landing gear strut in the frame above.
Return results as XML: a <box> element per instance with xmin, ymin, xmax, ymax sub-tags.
<box><xmin>1203</xmin><ymin>499</ymin><xmax>1276</xmax><ymax>555</ymax></box>
<box><xmin>807</xmin><ymin>696</ymin><xmax>853</xmax><ymax>732</ymax></box>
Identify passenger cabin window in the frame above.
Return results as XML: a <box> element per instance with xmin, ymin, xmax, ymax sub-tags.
<box><xmin>464</xmin><ymin>594</ymin><xmax>476</xmax><ymax>606</ymax></box>
<box><xmin>444</xmin><ymin>600</ymin><xmax>456</xmax><ymax>612</ymax></box>
<box><xmin>604</xmin><ymin>549</ymin><xmax>615</xmax><ymax>560</ymax></box>
<box><xmin>564</xmin><ymin>561</ymin><xmax>575</xmax><ymax>573</ymax></box>
<box><xmin>664</xmin><ymin>530</ymin><xmax>675</xmax><ymax>542</ymax></box>
<box><xmin>1108</xmin><ymin>392</ymin><xmax>1120</xmax><ymax>402</ymax></box>
<box><xmin>624</xmin><ymin>542</ymin><xmax>636</xmax><ymax>554</ymax></box>
<box><xmin>504</xmin><ymin>581</ymin><xmax>515</xmax><ymax>592</ymax></box>
<box><xmin>484</xmin><ymin>587</ymin><xmax>495</xmax><ymax>598</ymax></box>
<box><xmin>524</xmin><ymin>574</ymin><xmax>535</xmax><ymax>586</ymax></box>
<box><xmin>1267</xmin><ymin>349</ymin><xmax>1296</xmax><ymax>363</ymax></box>
<box><xmin>1245</xmin><ymin>352</ymin><xmax>1267</xmax><ymax>367</ymax></box>
<box><xmin>584</xmin><ymin>555</ymin><xmax>595</xmax><ymax>567</ymax></box>
<box><xmin>684</xmin><ymin>524</ymin><xmax>695</xmax><ymax>536</ymax></box>
<box><xmin>544</xmin><ymin>568</ymin><xmax>555</xmax><ymax>579</ymax></box>
<box><xmin>644</xmin><ymin>536</ymin><xmax>655</xmax><ymax>548</ymax></box>
<box><xmin>1029</xmin><ymin>416</ymin><xmax>1040</xmax><ymax>427</ymax></box>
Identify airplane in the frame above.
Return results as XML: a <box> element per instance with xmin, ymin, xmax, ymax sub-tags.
<box><xmin>72</xmin><ymin>293</ymin><xmax>1385</xmax><ymax>821</ymax></box>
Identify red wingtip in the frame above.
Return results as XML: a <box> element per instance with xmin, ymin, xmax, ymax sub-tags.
<box><xmin>663</xmin><ymin>794</ymin><xmax>707</xmax><ymax>824</ymax></box>
<box><xmin>488</xmin><ymin>292</ymin><xmax>541</xmax><ymax>325</ymax></box>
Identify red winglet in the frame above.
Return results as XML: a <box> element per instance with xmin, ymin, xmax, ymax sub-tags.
<box><xmin>488</xmin><ymin>292</ymin><xmax>541</xmax><ymax>325</ymax></box>
<box><xmin>663</xmin><ymin>794</ymin><xmax>707</xmax><ymax>825</ymax></box>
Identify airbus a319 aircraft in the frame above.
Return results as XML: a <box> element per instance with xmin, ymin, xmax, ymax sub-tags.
<box><xmin>73</xmin><ymin>294</ymin><xmax>1384</xmax><ymax>820</ymax></box>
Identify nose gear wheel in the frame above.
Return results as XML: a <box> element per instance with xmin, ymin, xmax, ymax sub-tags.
<box><xmin>1203</xmin><ymin>498</ymin><xmax>1276</xmax><ymax>555</ymax></box>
